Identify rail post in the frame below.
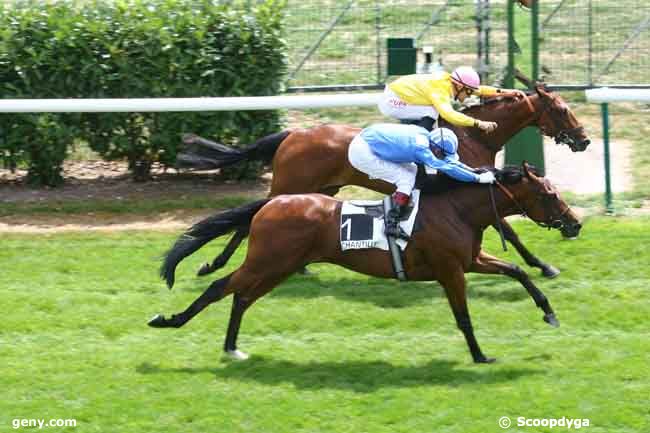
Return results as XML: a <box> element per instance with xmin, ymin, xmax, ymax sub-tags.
<box><xmin>601</xmin><ymin>103</ymin><xmax>614</xmax><ymax>214</ymax></box>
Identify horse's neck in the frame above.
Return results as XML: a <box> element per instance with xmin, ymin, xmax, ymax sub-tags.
<box><xmin>443</xmin><ymin>184</ymin><xmax>525</xmax><ymax>229</ymax></box>
<box><xmin>469</xmin><ymin>95</ymin><xmax>540</xmax><ymax>151</ymax></box>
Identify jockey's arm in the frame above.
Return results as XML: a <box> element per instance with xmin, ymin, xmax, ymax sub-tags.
<box><xmin>430</xmin><ymin>95</ymin><xmax>478</xmax><ymax>128</ymax></box>
<box><xmin>443</xmin><ymin>154</ymin><xmax>479</xmax><ymax>173</ymax></box>
<box><xmin>478</xmin><ymin>85</ymin><xmax>524</xmax><ymax>98</ymax></box>
<box><xmin>415</xmin><ymin>148</ymin><xmax>479</xmax><ymax>183</ymax></box>
<box><xmin>478</xmin><ymin>85</ymin><xmax>499</xmax><ymax>96</ymax></box>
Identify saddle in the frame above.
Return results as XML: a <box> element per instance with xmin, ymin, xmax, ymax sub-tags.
<box><xmin>339</xmin><ymin>191</ymin><xmax>421</xmax><ymax>281</ymax></box>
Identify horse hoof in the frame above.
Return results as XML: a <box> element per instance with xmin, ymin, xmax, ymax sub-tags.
<box><xmin>541</xmin><ymin>265</ymin><xmax>560</xmax><ymax>279</ymax></box>
<box><xmin>148</xmin><ymin>314</ymin><xmax>167</xmax><ymax>328</ymax></box>
<box><xmin>544</xmin><ymin>313</ymin><xmax>560</xmax><ymax>328</ymax></box>
<box><xmin>197</xmin><ymin>263</ymin><xmax>212</xmax><ymax>277</ymax></box>
<box><xmin>474</xmin><ymin>356</ymin><xmax>496</xmax><ymax>364</ymax></box>
<box><xmin>222</xmin><ymin>349</ymin><xmax>249</xmax><ymax>361</ymax></box>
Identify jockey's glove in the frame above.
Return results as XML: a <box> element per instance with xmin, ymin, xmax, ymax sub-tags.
<box><xmin>477</xmin><ymin>171</ymin><xmax>496</xmax><ymax>184</ymax></box>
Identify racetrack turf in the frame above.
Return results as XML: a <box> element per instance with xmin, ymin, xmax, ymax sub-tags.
<box><xmin>1</xmin><ymin>217</ymin><xmax>648</xmax><ymax>432</ymax></box>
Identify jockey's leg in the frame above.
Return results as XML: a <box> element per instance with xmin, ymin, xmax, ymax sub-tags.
<box><xmin>348</xmin><ymin>135</ymin><xmax>416</xmax><ymax>240</ymax></box>
<box><xmin>385</xmin><ymin>163</ymin><xmax>417</xmax><ymax>239</ymax></box>
<box><xmin>377</xmin><ymin>86</ymin><xmax>438</xmax><ymax>131</ymax></box>
<box><xmin>416</xmin><ymin>116</ymin><xmax>436</xmax><ymax>131</ymax></box>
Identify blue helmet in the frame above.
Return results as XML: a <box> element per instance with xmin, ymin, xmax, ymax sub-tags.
<box><xmin>429</xmin><ymin>127</ymin><xmax>459</xmax><ymax>156</ymax></box>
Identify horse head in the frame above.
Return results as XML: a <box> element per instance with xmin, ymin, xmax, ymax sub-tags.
<box><xmin>532</xmin><ymin>84</ymin><xmax>590</xmax><ymax>152</ymax></box>
<box><xmin>496</xmin><ymin>163</ymin><xmax>582</xmax><ymax>239</ymax></box>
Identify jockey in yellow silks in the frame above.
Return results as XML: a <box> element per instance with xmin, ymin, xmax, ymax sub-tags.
<box><xmin>378</xmin><ymin>66</ymin><xmax>524</xmax><ymax>133</ymax></box>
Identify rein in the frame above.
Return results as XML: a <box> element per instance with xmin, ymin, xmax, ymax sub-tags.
<box><xmin>521</xmin><ymin>93</ymin><xmax>535</xmax><ymax>113</ymax></box>
<box><xmin>534</xmin><ymin>93</ymin><xmax>585</xmax><ymax>145</ymax></box>
<box><xmin>489</xmin><ymin>180</ymin><xmax>526</xmax><ymax>252</ymax></box>
<box><xmin>489</xmin><ymin>184</ymin><xmax>509</xmax><ymax>251</ymax></box>
<box><xmin>488</xmin><ymin>178</ymin><xmax>570</xmax><ymax>251</ymax></box>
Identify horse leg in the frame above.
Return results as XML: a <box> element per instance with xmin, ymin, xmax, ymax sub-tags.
<box><xmin>470</xmin><ymin>251</ymin><xmax>559</xmax><ymax>327</ymax></box>
<box><xmin>223</xmin><ymin>293</ymin><xmax>248</xmax><ymax>359</ymax></box>
<box><xmin>197</xmin><ymin>227</ymin><xmax>249</xmax><ymax>276</ymax></box>
<box><xmin>221</xmin><ymin>263</ymin><xmax>307</xmax><ymax>360</ymax></box>
<box><xmin>438</xmin><ymin>266</ymin><xmax>494</xmax><ymax>364</ymax></box>
<box><xmin>148</xmin><ymin>273</ymin><xmax>234</xmax><ymax>329</ymax></box>
<box><xmin>496</xmin><ymin>218</ymin><xmax>560</xmax><ymax>278</ymax></box>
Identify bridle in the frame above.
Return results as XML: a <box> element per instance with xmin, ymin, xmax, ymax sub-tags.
<box><xmin>489</xmin><ymin>178</ymin><xmax>571</xmax><ymax>251</ymax></box>
<box><xmin>528</xmin><ymin>92</ymin><xmax>585</xmax><ymax>146</ymax></box>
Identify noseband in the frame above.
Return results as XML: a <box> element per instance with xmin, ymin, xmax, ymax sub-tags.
<box><xmin>528</xmin><ymin>93</ymin><xmax>585</xmax><ymax>145</ymax></box>
<box><xmin>491</xmin><ymin>179</ymin><xmax>570</xmax><ymax>231</ymax></box>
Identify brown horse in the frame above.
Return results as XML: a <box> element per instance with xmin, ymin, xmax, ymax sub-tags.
<box><xmin>149</xmin><ymin>164</ymin><xmax>582</xmax><ymax>364</ymax></box>
<box><xmin>179</xmin><ymin>84</ymin><xmax>589</xmax><ymax>279</ymax></box>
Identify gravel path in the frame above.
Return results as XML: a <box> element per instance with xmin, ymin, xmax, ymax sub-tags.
<box><xmin>496</xmin><ymin>137</ymin><xmax>633</xmax><ymax>194</ymax></box>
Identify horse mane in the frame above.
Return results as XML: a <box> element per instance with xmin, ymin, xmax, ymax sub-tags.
<box><xmin>418</xmin><ymin>165</ymin><xmax>540</xmax><ymax>196</ymax></box>
<box><xmin>460</xmin><ymin>91</ymin><xmax>534</xmax><ymax>114</ymax></box>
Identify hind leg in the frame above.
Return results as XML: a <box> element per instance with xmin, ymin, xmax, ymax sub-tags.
<box><xmin>197</xmin><ymin>227</ymin><xmax>249</xmax><ymax>276</ymax></box>
<box><xmin>221</xmin><ymin>266</ymin><xmax>302</xmax><ymax>360</ymax></box>
<box><xmin>148</xmin><ymin>273</ymin><xmax>234</xmax><ymax>329</ymax></box>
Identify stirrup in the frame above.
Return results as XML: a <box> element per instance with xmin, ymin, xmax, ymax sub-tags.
<box><xmin>385</xmin><ymin>224</ymin><xmax>410</xmax><ymax>241</ymax></box>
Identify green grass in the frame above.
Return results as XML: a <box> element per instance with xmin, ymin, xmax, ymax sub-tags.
<box><xmin>1</xmin><ymin>217</ymin><xmax>649</xmax><ymax>432</ymax></box>
<box><xmin>0</xmin><ymin>196</ymin><xmax>254</xmax><ymax>217</ymax></box>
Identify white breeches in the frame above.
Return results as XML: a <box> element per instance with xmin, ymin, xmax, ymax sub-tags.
<box><xmin>377</xmin><ymin>86</ymin><xmax>439</xmax><ymax>120</ymax></box>
<box><xmin>348</xmin><ymin>134</ymin><xmax>417</xmax><ymax>195</ymax></box>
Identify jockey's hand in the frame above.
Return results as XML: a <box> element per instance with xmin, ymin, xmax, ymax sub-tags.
<box><xmin>473</xmin><ymin>167</ymin><xmax>490</xmax><ymax>174</ymax></box>
<box><xmin>476</xmin><ymin>120</ymin><xmax>498</xmax><ymax>133</ymax></box>
<box><xmin>477</xmin><ymin>171</ymin><xmax>496</xmax><ymax>184</ymax></box>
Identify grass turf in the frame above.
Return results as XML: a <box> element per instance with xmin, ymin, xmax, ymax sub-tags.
<box><xmin>1</xmin><ymin>217</ymin><xmax>649</xmax><ymax>432</ymax></box>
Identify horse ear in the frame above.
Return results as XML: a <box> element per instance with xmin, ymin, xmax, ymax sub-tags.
<box><xmin>522</xmin><ymin>161</ymin><xmax>536</xmax><ymax>179</ymax></box>
<box><xmin>514</xmin><ymin>68</ymin><xmax>533</xmax><ymax>89</ymax></box>
<box><xmin>535</xmin><ymin>81</ymin><xmax>550</xmax><ymax>96</ymax></box>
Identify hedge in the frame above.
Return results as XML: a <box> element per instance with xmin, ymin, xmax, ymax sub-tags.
<box><xmin>0</xmin><ymin>0</ymin><xmax>287</xmax><ymax>185</ymax></box>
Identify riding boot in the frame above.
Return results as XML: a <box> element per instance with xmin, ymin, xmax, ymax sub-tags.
<box><xmin>385</xmin><ymin>192</ymin><xmax>411</xmax><ymax>240</ymax></box>
<box><xmin>417</xmin><ymin>116</ymin><xmax>435</xmax><ymax>132</ymax></box>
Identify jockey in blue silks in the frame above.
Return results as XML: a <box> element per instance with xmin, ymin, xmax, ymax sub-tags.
<box><xmin>348</xmin><ymin>124</ymin><xmax>495</xmax><ymax>238</ymax></box>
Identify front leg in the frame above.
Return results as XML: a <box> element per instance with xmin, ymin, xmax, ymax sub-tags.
<box><xmin>438</xmin><ymin>265</ymin><xmax>495</xmax><ymax>364</ymax></box>
<box><xmin>470</xmin><ymin>250</ymin><xmax>559</xmax><ymax>327</ymax></box>
<box><xmin>495</xmin><ymin>218</ymin><xmax>560</xmax><ymax>278</ymax></box>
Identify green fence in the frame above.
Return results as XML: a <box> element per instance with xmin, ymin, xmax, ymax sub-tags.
<box><xmin>535</xmin><ymin>0</ymin><xmax>650</xmax><ymax>87</ymax></box>
<box><xmin>282</xmin><ymin>0</ymin><xmax>650</xmax><ymax>90</ymax></box>
<box><xmin>284</xmin><ymin>0</ymin><xmax>509</xmax><ymax>90</ymax></box>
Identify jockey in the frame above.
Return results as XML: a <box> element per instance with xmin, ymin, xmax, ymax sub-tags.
<box><xmin>378</xmin><ymin>66</ymin><xmax>524</xmax><ymax>133</ymax></box>
<box><xmin>348</xmin><ymin>124</ymin><xmax>495</xmax><ymax>239</ymax></box>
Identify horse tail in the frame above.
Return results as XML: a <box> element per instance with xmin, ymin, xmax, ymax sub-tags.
<box><xmin>160</xmin><ymin>198</ymin><xmax>271</xmax><ymax>289</ymax></box>
<box><xmin>176</xmin><ymin>130</ymin><xmax>291</xmax><ymax>170</ymax></box>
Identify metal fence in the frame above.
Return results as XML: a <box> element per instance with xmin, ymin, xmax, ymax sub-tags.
<box><xmin>539</xmin><ymin>0</ymin><xmax>650</xmax><ymax>87</ymax></box>
<box><xmin>284</xmin><ymin>0</ymin><xmax>509</xmax><ymax>90</ymax></box>
<box><xmin>282</xmin><ymin>0</ymin><xmax>650</xmax><ymax>90</ymax></box>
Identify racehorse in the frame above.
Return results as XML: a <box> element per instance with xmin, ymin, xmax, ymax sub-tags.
<box><xmin>179</xmin><ymin>84</ymin><xmax>589</xmax><ymax>279</ymax></box>
<box><xmin>149</xmin><ymin>164</ymin><xmax>582</xmax><ymax>364</ymax></box>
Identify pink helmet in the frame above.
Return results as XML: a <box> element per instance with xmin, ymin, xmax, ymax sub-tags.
<box><xmin>451</xmin><ymin>66</ymin><xmax>480</xmax><ymax>90</ymax></box>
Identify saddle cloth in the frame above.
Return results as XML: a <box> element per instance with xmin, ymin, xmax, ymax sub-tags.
<box><xmin>339</xmin><ymin>190</ymin><xmax>420</xmax><ymax>252</ymax></box>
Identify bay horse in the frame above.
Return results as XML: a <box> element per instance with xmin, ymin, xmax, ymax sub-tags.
<box><xmin>149</xmin><ymin>164</ymin><xmax>582</xmax><ymax>364</ymax></box>
<box><xmin>179</xmin><ymin>84</ymin><xmax>589</xmax><ymax>279</ymax></box>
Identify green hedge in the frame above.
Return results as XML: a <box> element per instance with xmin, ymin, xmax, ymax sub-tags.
<box><xmin>0</xmin><ymin>0</ymin><xmax>287</xmax><ymax>185</ymax></box>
